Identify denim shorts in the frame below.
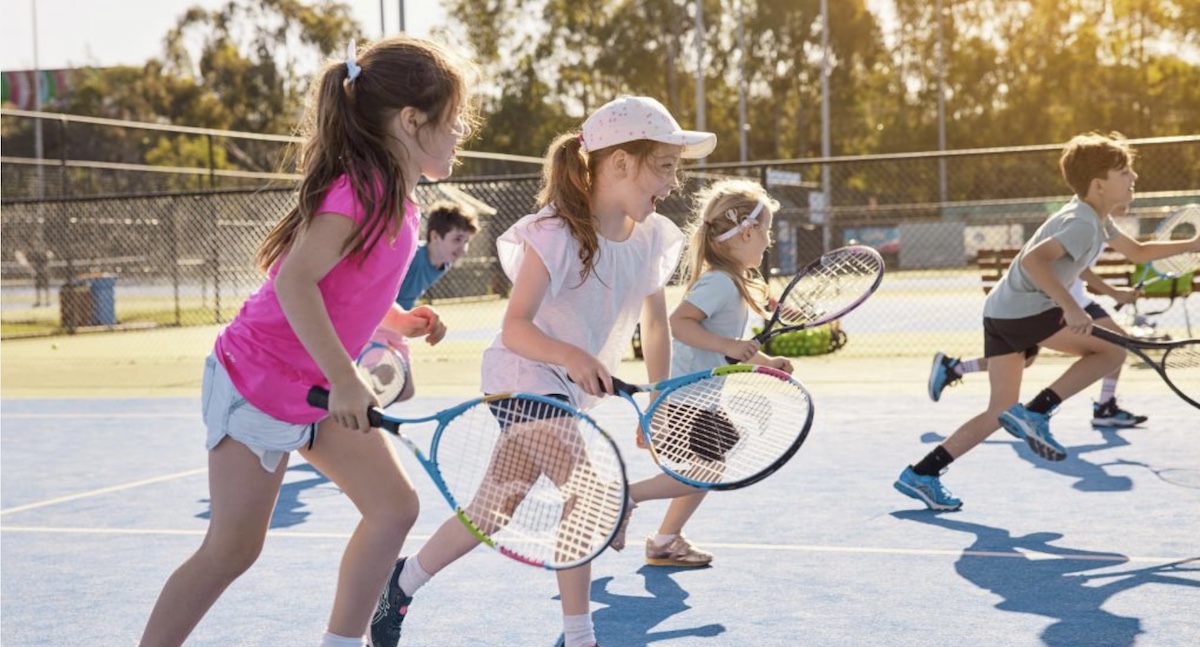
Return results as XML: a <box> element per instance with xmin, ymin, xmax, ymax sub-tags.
<box><xmin>202</xmin><ymin>354</ymin><xmax>316</xmax><ymax>473</ymax></box>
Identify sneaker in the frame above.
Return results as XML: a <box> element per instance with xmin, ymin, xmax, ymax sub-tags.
<box><xmin>609</xmin><ymin>499</ymin><xmax>636</xmax><ymax>552</ymax></box>
<box><xmin>645</xmin><ymin>534</ymin><xmax>714</xmax><ymax>567</ymax></box>
<box><xmin>1092</xmin><ymin>398</ymin><xmax>1148</xmax><ymax>428</ymax></box>
<box><xmin>893</xmin><ymin>466</ymin><xmax>962</xmax><ymax>511</ymax></box>
<box><xmin>927</xmin><ymin>352</ymin><xmax>963</xmax><ymax>402</ymax></box>
<box><xmin>999</xmin><ymin>404</ymin><xmax>1066</xmax><ymax>461</ymax></box>
<box><xmin>368</xmin><ymin>558</ymin><xmax>413</xmax><ymax>647</ymax></box>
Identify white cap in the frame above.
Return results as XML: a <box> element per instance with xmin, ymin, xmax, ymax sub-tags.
<box><xmin>580</xmin><ymin>96</ymin><xmax>717</xmax><ymax>159</ymax></box>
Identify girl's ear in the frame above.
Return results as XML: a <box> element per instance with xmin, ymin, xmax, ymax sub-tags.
<box><xmin>396</xmin><ymin>107</ymin><xmax>426</xmax><ymax>137</ymax></box>
<box><xmin>610</xmin><ymin>150</ymin><xmax>629</xmax><ymax>177</ymax></box>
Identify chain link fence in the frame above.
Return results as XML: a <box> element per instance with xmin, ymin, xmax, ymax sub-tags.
<box><xmin>3</xmin><ymin>110</ymin><xmax>1198</xmax><ymax>362</ymax></box>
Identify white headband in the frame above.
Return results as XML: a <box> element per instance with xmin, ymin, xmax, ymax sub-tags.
<box><xmin>345</xmin><ymin>40</ymin><xmax>362</xmax><ymax>82</ymax></box>
<box><xmin>714</xmin><ymin>201</ymin><xmax>767</xmax><ymax>242</ymax></box>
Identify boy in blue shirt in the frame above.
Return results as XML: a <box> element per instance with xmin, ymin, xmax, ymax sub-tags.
<box><xmin>373</xmin><ymin>201</ymin><xmax>480</xmax><ymax>401</ymax></box>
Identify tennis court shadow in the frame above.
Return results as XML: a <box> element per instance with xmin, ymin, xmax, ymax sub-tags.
<box><xmin>919</xmin><ymin>428</ymin><xmax>1136</xmax><ymax>493</ymax></box>
<box><xmin>891</xmin><ymin>511</ymin><xmax>1200</xmax><ymax>647</ymax></box>
<box><xmin>195</xmin><ymin>463</ymin><xmax>333</xmax><ymax>529</ymax></box>
<box><xmin>585</xmin><ymin>568</ymin><xmax>725</xmax><ymax>646</ymax></box>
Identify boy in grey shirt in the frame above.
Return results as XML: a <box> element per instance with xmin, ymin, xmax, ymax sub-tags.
<box><xmin>895</xmin><ymin>132</ymin><xmax>1200</xmax><ymax>511</ymax></box>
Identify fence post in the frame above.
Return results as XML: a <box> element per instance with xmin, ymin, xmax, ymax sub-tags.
<box><xmin>207</xmin><ymin>134</ymin><xmax>216</xmax><ymax>189</ymax></box>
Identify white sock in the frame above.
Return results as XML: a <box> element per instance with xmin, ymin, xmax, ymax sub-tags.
<box><xmin>651</xmin><ymin>533</ymin><xmax>677</xmax><ymax>547</ymax></box>
<box><xmin>319</xmin><ymin>632</ymin><xmax>363</xmax><ymax>647</ymax></box>
<box><xmin>398</xmin><ymin>555</ymin><xmax>432</xmax><ymax>596</ymax></box>
<box><xmin>562</xmin><ymin>613</ymin><xmax>596</xmax><ymax>647</ymax></box>
<box><xmin>1098</xmin><ymin>375</ymin><xmax>1118</xmax><ymax>405</ymax></box>
<box><xmin>958</xmin><ymin>358</ymin><xmax>982</xmax><ymax>374</ymax></box>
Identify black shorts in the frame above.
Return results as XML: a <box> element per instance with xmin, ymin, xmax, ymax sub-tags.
<box><xmin>983</xmin><ymin>308</ymin><xmax>1064</xmax><ymax>359</ymax></box>
<box><xmin>1083</xmin><ymin>302</ymin><xmax>1110</xmax><ymax>320</ymax></box>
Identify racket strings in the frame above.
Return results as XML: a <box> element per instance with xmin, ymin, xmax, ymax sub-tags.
<box><xmin>648</xmin><ymin>372</ymin><xmax>812</xmax><ymax>486</ymax></box>
<box><xmin>435</xmin><ymin>397</ymin><xmax>625</xmax><ymax>568</ymax></box>
<box><xmin>1151</xmin><ymin>206</ymin><xmax>1200</xmax><ymax>277</ymax></box>
<box><xmin>1163</xmin><ymin>345</ymin><xmax>1200</xmax><ymax>398</ymax></box>
<box><xmin>356</xmin><ymin>342</ymin><xmax>406</xmax><ymax>406</ymax></box>
<box><xmin>778</xmin><ymin>250</ymin><xmax>883</xmax><ymax>327</ymax></box>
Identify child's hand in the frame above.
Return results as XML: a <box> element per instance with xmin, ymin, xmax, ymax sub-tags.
<box><xmin>1062</xmin><ymin>305</ymin><xmax>1092</xmax><ymax>335</ymax></box>
<box><xmin>565</xmin><ymin>347</ymin><xmax>611</xmax><ymax>397</ymax></box>
<box><xmin>765</xmin><ymin>355</ymin><xmax>794</xmax><ymax>374</ymax></box>
<box><xmin>635</xmin><ymin>423</ymin><xmax>649</xmax><ymax>450</ymax></box>
<box><xmin>402</xmin><ymin>305</ymin><xmax>447</xmax><ymax>345</ymax></box>
<box><xmin>327</xmin><ymin>373</ymin><xmax>378</xmax><ymax>432</ymax></box>
<box><xmin>1111</xmin><ymin>286</ymin><xmax>1139</xmax><ymax>307</ymax></box>
<box><xmin>724</xmin><ymin>339</ymin><xmax>760</xmax><ymax>363</ymax></box>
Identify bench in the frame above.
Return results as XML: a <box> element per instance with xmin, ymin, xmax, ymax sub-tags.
<box><xmin>976</xmin><ymin>247</ymin><xmax>1197</xmax><ymax>334</ymax></box>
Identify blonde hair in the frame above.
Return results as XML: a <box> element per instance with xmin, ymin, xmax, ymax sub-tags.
<box><xmin>257</xmin><ymin>35</ymin><xmax>480</xmax><ymax>271</ymax></box>
<box><xmin>535</xmin><ymin>134</ymin><xmax>671</xmax><ymax>284</ymax></box>
<box><xmin>681</xmin><ymin>179</ymin><xmax>779</xmax><ymax>316</ymax></box>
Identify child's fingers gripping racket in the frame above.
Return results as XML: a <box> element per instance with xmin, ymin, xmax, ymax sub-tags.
<box><xmin>307</xmin><ymin>387</ymin><xmax>629</xmax><ymax>569</ymax></box>
<box><xmin>1117</xmin><ymin>204</ymin><xmax>1200</xmax><ymax>311</ymax></box>
<box><xmin>356</xmin><ymin>341</ymin><xmax>408</xmax><ymax>407</ymax></box>
<box><xmin>1091</xmin><ymin>326</ymin><xmax>1199</xmax><ymax>409</ymax></box>
<box><xmin>727</xmin><ymin>245</ymin><xmax>884</xmax><ymax>363</ymax></box>
<box><xmin>603</xmin><ymin>365</ymin><xmax>815</xmax><ymax>490</ymax></box>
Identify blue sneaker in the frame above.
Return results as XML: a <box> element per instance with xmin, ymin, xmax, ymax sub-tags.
<box><xmin>999</xmin><ymin>404</ymin><xmax>1066</xmax><ymax>461</ymax></box>
<box><xmin>893</xmin><ymin>466</ymin><xmax>962</xmax><ymax>511</ymax></box>
<box><xmin>927</xmin><ymin>352</ymin><xmax>962</xmax><ymax>402</ymax></box>
<box><xmin>1091</xmin><ymin>398</ymin><xmax>1148</xmax><ymax>428</ymax></box>
<box><xmin>369</xmin><ymin>558</ymin><xmax>413</xmax><ymax>647</ymax></box>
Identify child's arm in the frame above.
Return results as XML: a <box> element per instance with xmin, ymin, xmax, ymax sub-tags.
<box><xmin>1107</xmin><ymin>226</ymin><xmax>1200</xmax><ymax>264</ymax></box>
<box><xmin>1020</xmin><ymin>238</ymin><xmax>1092</xmax><ymax>334</ymax></box>
<box><xmin>379</xmin><ymin>304</ymin><xmax>446</xmax><ymax>345</ymax></box>
<box><xmin>274</xmin><ymin>213</ymin><xmax>375</xmax><ymax>430</ymax></box>
<box><xmin>500</xmin><ymin>246</ymin><xmax>612</xmax><ymax>396</ymax></box>
<box><xmin>669</xmin><ymin>301</ymin><xmax>760</xmax><ymax>363</ymax></box>
<box><xmin>639</xmin><ymin>288</ymin><xmax>672</xmax><ymax>384</ymax></box>
<box><xmin>1080</xmin><ymin>267</ymin><xmax>1138</xmax><ymax>307</ymax></box>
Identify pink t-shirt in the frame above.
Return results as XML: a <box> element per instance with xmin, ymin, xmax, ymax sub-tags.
<box><xmin>214</xmin><ymin>175</ymin><xmax>420</xmax><ymax>423</ymax></box>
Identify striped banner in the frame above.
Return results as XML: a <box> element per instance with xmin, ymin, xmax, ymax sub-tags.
<box><xmin>1</xmin><ymin>69</ymin><xmax>70</xmax><ymax>109</ymax></box>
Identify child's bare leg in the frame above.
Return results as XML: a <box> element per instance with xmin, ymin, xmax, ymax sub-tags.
<box><xmin>139</xmin><ymin>440</ymin><xmax>286</xmax><ymax>647</ymax></box>
<box><xmin>1039</xmin><ymin>330</ymin><xmax>1127</xmax><ymax>400</ymax></box>
<box><xmin>657</xmin><ymin>491</ymin><xmax>709</xmax><ymax>535</ymax></box>
<box><xmin>941</xmin><ymin>352</ymin><xmax>1026</xmax><ymax>458</ymax></box>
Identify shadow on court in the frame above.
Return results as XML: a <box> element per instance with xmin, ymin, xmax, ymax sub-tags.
<box><xmin>892</xmin><ymin>511</ymin><xmax>1200</xmax><ymax>647</ymax></box>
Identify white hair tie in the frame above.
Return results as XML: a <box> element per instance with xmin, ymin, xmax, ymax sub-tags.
<box><xmin>715</xmin><ymin>201</ymin><xmax>766</xmax><ymax>242</ymax></box>
<box><xmin>345</xmin><ymin>40</ymin><xmax>362</xmax><ymax>82</ymax></box>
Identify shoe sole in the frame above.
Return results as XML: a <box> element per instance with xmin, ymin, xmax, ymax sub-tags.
<box><xmin>1000</xmin><ymin>412</ymin><xmax>1067</xmax><ymax>461</ymax></box>
<box><xmin>645</xmin><ymin>557</ymin><xmax>713</xmax><ymax>567</ymax></box>
<box><xmin>893</xmin><ymin>480</ymin><xmax>962</xmax><ymax>511</ymax></box>
<box><xmin>1091</xmin><ymin>418</ymin><xmax>1145</xmax><ymax>428</ymax></box>
<box><xmin>928</xmin><ymin>352</ymin><xmax>947</xmax><ymax>402</ymax></box>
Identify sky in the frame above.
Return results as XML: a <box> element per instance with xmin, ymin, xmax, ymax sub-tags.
<box><xmin>0</xmin><ymin>0</ymin><xmax>445</xmax><ymax>71</ymax></box>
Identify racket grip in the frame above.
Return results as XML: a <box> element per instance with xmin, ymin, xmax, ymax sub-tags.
<box><xmin>306</xmin><ymin>386</ymin><xmax>386</xmax><ymax>428</ymax></box>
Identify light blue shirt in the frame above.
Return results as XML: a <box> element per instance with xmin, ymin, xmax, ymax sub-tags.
<box><xmin>395</xmin><ymin>244</ymin><xmax>449</xmax><ymax>309</ymax></box>
<box><xmin>671</xmin><ymin>271</ymin><xmax>751</xmax><ymax>376</ymax></box>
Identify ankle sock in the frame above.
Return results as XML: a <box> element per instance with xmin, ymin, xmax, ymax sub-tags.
<box><xmin>398</xmin><ymin>556</ymin><xmax>432</xmax><ymax>596</ymax></box>
<box><xmin>651</xmin><ymin>533</ymin><xmax>677</xmax><ymax>547</ymax></box>
<box><xmin>562</xmin><ymin>612</ymin><xmax>596</xmax><ymax>647</ymax></box>
<box><xmin>319</xmin><ymin>632</ymin><xmax>364</xmax><ymax>647</ymax></box>
<box><xmin>1026</xmin><ymin>388</ymin><xmax>1062</xmax><ymax>415</ymax></box>
<box><xmin>912</xmin><ymin>445</ymin><xmax>954</xmax><ymax>477</ymax></box>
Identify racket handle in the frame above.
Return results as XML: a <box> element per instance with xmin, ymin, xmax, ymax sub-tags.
<box><xmin>306</xmin><ymin>386</ymin><xmax>386</xmax><ymax>428</ymax></box>
<box><xmin>565</xmin><ymin>375</ymin><xmax>639</xmax><ymax>396</ymax></box>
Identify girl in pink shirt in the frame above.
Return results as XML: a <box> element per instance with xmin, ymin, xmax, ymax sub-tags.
<box><xmin>139</xmin><ymin>36</ymin><xmax>478</xmax><ymax>647</ymax></box>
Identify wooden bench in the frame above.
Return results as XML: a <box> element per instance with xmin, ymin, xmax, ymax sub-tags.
<box><xmin>976</xmin><ymin>247</ymin><xmax>1198</xmax><ymax>334</ymax></box>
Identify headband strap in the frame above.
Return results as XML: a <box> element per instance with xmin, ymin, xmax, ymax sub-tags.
<box><xmin>714</xmin><ymin>201</ymin><xmax>767</xmax><ymax>242</ymax></box>
<box><xmin>345</xmin><ymin>40</ymin><xmax>362</xmax><ymax>82</ymax></box>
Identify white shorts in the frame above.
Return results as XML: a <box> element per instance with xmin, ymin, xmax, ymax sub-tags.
<box><xmin>202</xmin><ymin>354</ymin><xmax>317</xmax><ymax>473</ymax></box>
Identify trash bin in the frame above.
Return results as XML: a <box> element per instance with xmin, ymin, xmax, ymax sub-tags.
<box><xmin>86</xmin><ymin>273</ymin><xmax>118</xmax><ymax>325</ymax></box>
<box><xmin>60</xmin><ymin>281</ymin><xmax>93</xmax><ymax>331</ymax></box>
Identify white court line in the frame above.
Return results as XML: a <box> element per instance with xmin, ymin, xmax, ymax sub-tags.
<box><xmin>0</xmin><ymin>467</ymin><xmax>208</xmax><ymax>516</ymax></box>
<box><xmin>0</xmin><ymin>526</ymin><xmax>1190</xmax><ymax>565</ymax></box>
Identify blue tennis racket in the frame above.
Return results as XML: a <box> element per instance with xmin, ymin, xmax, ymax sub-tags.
<box><xmin>600</xmin><ymin>365</ymin><xmax>814</xmax><ymax>490</ymax></box>
<box><xmin>307</xmin><ymin>387</ymin><xmax>628</xmax><ymax>569</ymax></box>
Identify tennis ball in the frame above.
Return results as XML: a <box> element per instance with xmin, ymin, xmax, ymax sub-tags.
<box><xmin>51</xmin><ymin>343</ymin><xmax>58</xmax><ymax>350</ymax></box>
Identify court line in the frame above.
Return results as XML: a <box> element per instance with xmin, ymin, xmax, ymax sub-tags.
<box><xmin>0</xmin><ymin>526</ymin><xmax>1190</xmax><ymax>565</ymax></box>
<box><xmin>0</xmin><ymin>467</ymin><xmax>208</xmax><ymax>516</ymax></box>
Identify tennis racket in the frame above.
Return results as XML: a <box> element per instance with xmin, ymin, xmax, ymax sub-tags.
<box><xmin>600</xmin><ymin>364</ymin><xmax>814</xmax><ymax>490</ymax></box>
<box><xmin>356</xmin><ymin>341</ymin><xmax>408</xmax><ymax>407</ymax></box>
<box><xmin>1091</xmin><ymin>326</ymin><xmax>1199</xmax><ymax>409</ymax></box>
<box><xmin>728</xmin><ymin>245</ymin><xmax>884</xmax><ymax>363</ymax></box>
<box><xmin>1118</xmin><ymin>204</ymin><xmax>1200</xmax><ymax>312</ymax></box>
<box><xmin>307</xmin><ymin>387</ymin><xmax>629</xmax><ymax>569</ymax></box>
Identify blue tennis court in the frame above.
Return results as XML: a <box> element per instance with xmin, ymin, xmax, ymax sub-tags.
<box><xmin>2</xmin><ymin>378</ymin><xmax>1198</xmax><ymax>646</ymax></box>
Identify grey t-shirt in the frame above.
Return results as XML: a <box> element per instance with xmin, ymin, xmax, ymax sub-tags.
<box><xmin>984</xmin><ymin>197</ymin><xmax>1113</xmax><ymax>319</ymax></box>
<box><xmin>671</xmin><ymin>271</ymin><xmax>751</xmax><ymax>376</ymax></box>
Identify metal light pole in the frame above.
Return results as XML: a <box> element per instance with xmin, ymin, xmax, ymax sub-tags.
<box><xmin>819</xmin><ymin>0</ymin><xmax>831</xmax><ymax>251</ymax></box>
<box><xmin>695</xmin><ymin>0</ymin><xmax>706</xmax><ymax>164</ymax></box>
<box><xmin>937</xmin><ymin>0</ymin><xmax>947</xmax><ymax>204</ymax></box>
<box><xmin>399</xmin><ymin>0</ymin><xmax>406</xmax><ymax>32</ymax></box>
<box><xmin>736</xmin><ymin>0</ymin><xmax>748</xmax><ymax>162</ymax></box>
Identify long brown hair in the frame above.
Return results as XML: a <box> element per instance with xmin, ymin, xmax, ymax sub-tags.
<box><xmin>256</xmin><ymin>36</ymin><xmax>479</xmax><ymax>271</ymax></box>
<box><xmin>680</xmin><ymin>179</ymin><xmax>778</xmax><ymax>317</ymax></box>
<box><xmin>535</xmin><ymin>134</ymin><xmax>666</xmax><ymax>284</ymax></box>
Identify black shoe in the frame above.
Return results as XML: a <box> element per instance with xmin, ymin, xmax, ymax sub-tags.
<box><xmin>368</xmin><ymin>558</ymin><xmax>413</xmax><ymax>647</ymax></box>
